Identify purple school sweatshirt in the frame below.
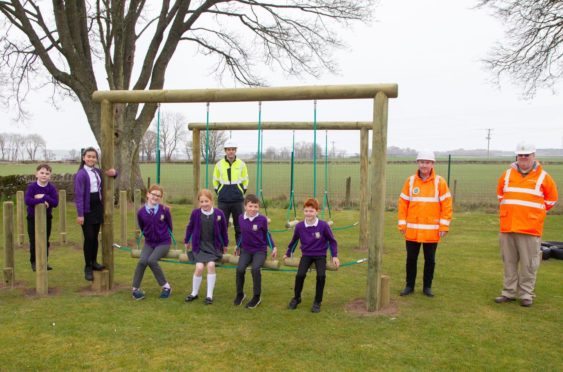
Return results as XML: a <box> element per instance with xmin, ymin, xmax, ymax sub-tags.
<box><xmin>237</xmin><ymin>214</ymin><xmax>275</xmax><ymax>253</ymax></box>
<box><xmin>24</xmin><ymin>182</ymin><xmax>59</xmax><ymax>218</ymax></box>
<box><xmin>74</xmin><ymin>167</ymin><xmax>102</xmax><ymax>217</ymax></box>
<box><xmin>137</xmin><ymin>205</ymin><xmax>173</xmax><ymax>248</ymax></box>
<box><xmin>285</xmin><ymin>219</ymin><xmax>338</xmax><ymax>258</ymax></box>
<box><xmin>184</xmin><ymin>208</ymin><xmax>229</xmax><ymax>254</ymax></box>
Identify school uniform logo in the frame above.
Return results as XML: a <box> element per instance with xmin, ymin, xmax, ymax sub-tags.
<box><xmin>413</xmin><ymin>187</ymin><xmax>420</xmax><ymax>195</ymax></box>
<box><xmin>217</xmin><ymin>215</ymin><xmax>222</xmax><ymax>221</ymax></box>
<box><xmin>160</xmin><ymin>214</ymin><xmax>164</xmax><ymax>221</ymax></box>
<box><xmin>315</xmin><ymin>232</ymin><xmax>321</xmax><ymax>239</ymax></box>
<box><xmin>252</xmin><ymin>224</ymin><xmax>258</xmax><ymax>231</ymax></box>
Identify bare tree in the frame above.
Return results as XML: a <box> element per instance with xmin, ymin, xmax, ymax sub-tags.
<box><xmin>140</xmin><ymin>129</ymin><xmax>157</xmax><ymax>162</ymax></box>
<box><xmin>159</xmin><ymin>112</ymin><xmax>187</xmax><ymax>162</ymax></box>
<box><xmin>201</xmin><ymin>130</ymin><xmax>228</xmax><ymax>164</ymax></box>
<box><xmin>294</xmin><ymin>141</ymin><xmax>323</xmax><ymax>159</ymax></box>
<box><xmin>68</xmin><ymin>149</ymin><xmax>78</xmax><ymax>161</ymax></box>
<box><xmin>24</xmin><ymin>133</ymin><xmax>46</xmax><ymax>161</ymax></box>
<box><xmin>0</xmin><ymin>1</ymin><xmax>373</xmax><ymax>191</ymax></box>
<box><xmin>0</xmin><ymin>132</ymin><xmax>7</xmax><ymax>160</ymax></box>
<box><xmin>7</xmin><ymin>133</ymin><xmax>25</xmax><ymax>161</ymax></box>
<box><xmin>184</xmin><ymin>140</ymin><xmax>193</xmax><ymax>161</ymax></box>
<box><xmin>478</xmin><ymin>0</ymin><xmax>563</xmax><ymax>97</ymax></box>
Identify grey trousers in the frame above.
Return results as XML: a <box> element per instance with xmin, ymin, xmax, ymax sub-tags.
<box><xmin>132</xmin><ymin>244</ymin><xmax>170</xmax><ymax>288</ymax></box>
<box><xmin>499</xmin><ymin>232</ymin><xmax>541</xmax><ymax>301</ymax></box>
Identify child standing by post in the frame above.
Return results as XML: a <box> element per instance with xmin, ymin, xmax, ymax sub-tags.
<box><xmin>74</xmin><ymin>147</ymin><xmax>117</xmax><ymax>281</ymax></box>
<box><xmin>131</xmin><ymin>185</ymin><xmax>173</xmax><ymax>300</ymax></box>
<box><xmin>184</xmin><ymin>189</ymin><xmax>228</xmax><ymax>305</ymax></box>
<box><xmin>233</xmin><ymin>194</ymin><xmax>277</xmax><ymax>309</ymax></box>
<box><xmin>25</xmin><ymin>164</ymin><xmax>59</xmax><ymax>271</ymax></box>
<box><xmin>284</xmin><ymin>198</ymin><xmax>339</xmax><ymax>313</ymax></box>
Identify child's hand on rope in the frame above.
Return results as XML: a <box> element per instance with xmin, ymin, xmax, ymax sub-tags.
<box><xmin>271</xmin><ymin>247</ymin><xmax>278</xmax><ymax>259</ymax></box>
<box><xmin>184</xmin><ymin>243</ymin><xmax>191</xmax><ymax>251</ymax></box>
<box><xmin>332</xmin><ymin>257</ymin><xmax>340</xmax><ymax>268</ymax></box>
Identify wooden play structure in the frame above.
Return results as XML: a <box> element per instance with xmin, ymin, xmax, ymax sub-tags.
<box><xmin>89</xmin><ymin>84</ymin><xmax>397</xmax><ymax>310</ymax></box>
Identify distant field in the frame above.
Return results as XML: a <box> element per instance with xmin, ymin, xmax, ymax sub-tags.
<box><xmin>1</xmin><ymin>160</ymin><xmax>562</xmax><ymax>211</ymax></box>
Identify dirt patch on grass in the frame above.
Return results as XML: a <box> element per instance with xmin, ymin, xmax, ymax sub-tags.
<box><xmin>23</xmin><ymin>287</ymin><xmax>62</xmax><ymax>297</ymax></box>
<box><xmin>77</xmin><ymin>282</ymin><xmax>128</xmax><ymax>296</ymax></box>
<box><xmin>345</xmin><ymin>297</ymin><xmax>399</xmax><ymax>317</ymax></box>
<box><xmin>0</xmin><ymin>280</ymin><xmax>28</xmax><ymax>290</ymax></box>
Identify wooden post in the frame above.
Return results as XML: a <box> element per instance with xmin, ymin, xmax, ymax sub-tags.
<box><xmin>380</xmin><ymin>275</ymin><xmax>390</xmax><ymax>308</ymax></box>
<box><xmin>92</xmin><ymin>270</ymin><xmax>110</xmax><ymax>292</ymax></box>
<box><xmin>35</xmin><ymin>203</ymin><xmax>48</xmax><ymax>295</ymax></box>
<box><xmin>192</xmin><ymin>128</ymin><xmax>201</xmax><ymax>208</ymax></box>
<box><xmin>59</xmin><ymin>189</ymin><xmax>67</xmax><ymax>245</ymax></box>
<box><xmin>3</xmin><ymin>201</ymin><xmax>15</xmax><ymax>287</ymax></box>
<box><xmin>16</xmin><ymin>190</ymin><xmax>24</xmax><ymax>246</ymax></box>
<box><xmin>100</xmin><ymin>99</ymin><xmax>115</xmax><ymax>288</ymax></box>
<box><xmin>359</xmin><ymin>128</ymin><xmax>369</xmax><ymax>251</ymax></box>
<box><xmin>134</xmin><ymin>189</ymin><xmax>141</xmax><ymax>239</ymax></box>
<box><xmin>367</xmin><ymin>92</ymin><xmax>388</xmax><ymax>312</ymax></box>
<box><xmin>120</xmin><ymin>190</ymin><xmax>128</xmax><ymax>247</ymax></box>
<box><xmin>345</xmin><ymin>177</ymin><xmax>351</xmax><ymax>207</ymax></box>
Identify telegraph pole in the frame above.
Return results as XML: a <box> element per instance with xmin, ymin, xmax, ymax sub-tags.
<box><xmin>485</xmin><ymin>128</ymin><xmax>493</xmax><ymax>159</ymax></box>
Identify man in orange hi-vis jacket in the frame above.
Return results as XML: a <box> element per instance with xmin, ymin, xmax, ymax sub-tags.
<box><xmin>495</xmin><ymin>142</ymin><xmax>558</xmax><ymax>307</ymax></box>
<box><xmin>397</xmin><ymin>150</ymin><xmax>453</xmax><ymax>297</ymax></box>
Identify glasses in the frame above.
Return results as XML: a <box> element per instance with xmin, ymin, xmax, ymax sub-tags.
<box><xmin>517</xmin><ymin>154</ymin><xmax>531</xmax><ymax>158</ymax></box>
<box><xmin>150</xmin><ymin>192</ymin><xmax>162</xmax><ymax>198</ymax></box>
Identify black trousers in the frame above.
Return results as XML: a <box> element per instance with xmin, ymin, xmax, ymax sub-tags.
<box><xmin>405</xmin><ymin>240</ymin><xmax>438</xmax><ymax>289</ymax></box>
<box><xmin>236</xmin><ymin>249</ymin><xmax>267</xmax><ymax>297</ymax></box>
<box><xmin>294</xmin><ymin>256</ymin><xmax>327</xmax><ymax>304</ymax></box>
<box><xmin>27</xmin><ymin>216</ymin><xmax>52</xmax><ymax>263</ymax></box>
<box><xmin>82</xmin><ymin>192</ymin><xmax>103</xmax><ymax>268</ymax></box>
<box><xmin>218</xmin><ymin>201</ymin><xmax>244</xmax><ymax>244</ymax></box>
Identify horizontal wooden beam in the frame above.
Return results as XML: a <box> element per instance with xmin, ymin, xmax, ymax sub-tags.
<box><xmin>92</xmin><ymin>84</ymin><xmax>398</xmax><ymax>103</ymax></box>
<box><xmin>188</xmin><ymin>121</ymin><xmax>373</xmax><ymax>130</ymax></box>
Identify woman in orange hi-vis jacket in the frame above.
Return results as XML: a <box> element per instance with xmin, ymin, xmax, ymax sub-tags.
<box><xmin>397</xmin><ymin>150</ymin><xmax>453</xmax><ymax>297</ymax></box>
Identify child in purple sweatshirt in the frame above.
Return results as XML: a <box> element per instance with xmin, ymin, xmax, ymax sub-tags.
<box><xmin>131</xmin><ymin>185</ymin><xmax>173</xmax><ymax>300</ymax></box>
<box><xmin>184</xmin><ymin>189</ymin><xmax>228</xmax><ymax>305</ymax></box>
<box><xmin>25</xmin><ymin>163</ymin><xmax>59</xmax><ymax>271</ymax></box>
<box><xmin>284</xmin><ymin>198</ymin><xmax>339</xmax><ymax>313</ymax></box>
<box><xmin>233</xmin><ymin>194</ymin><xmax>277</xmax><ymax>309</ymax></box>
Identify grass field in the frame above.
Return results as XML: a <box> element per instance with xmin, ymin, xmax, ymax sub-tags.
<box><xmin>0</xmin><ymin>202</ymin><xmax>562</xmax><ymax>370</ymax></box>
<box><xmin>2</xmin><ymin>160</ymin><xmax>563</xmax><ymax>212</ymax></box>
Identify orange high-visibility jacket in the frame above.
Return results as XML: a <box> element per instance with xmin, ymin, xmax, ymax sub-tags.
<box><xmin>397</xmin><ymin>169</ymin><xmax>453</xmax><ymax>243</ymax></box>
<box><xmin>497</xmin><ymin>162</ymin><xmax>558</xmax><ymax>236</ymax></box>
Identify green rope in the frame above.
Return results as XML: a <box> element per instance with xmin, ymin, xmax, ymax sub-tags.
<box><xmin>313</xmin><ymin>100</ymin><xmax>317</xmax><ymax>198</ymax></box>
<box><xmin>204</xmin><ymin>102</ymin><xmax>210</xmax><ymax>188</ymax></box>
<box><xmin>321</xmin><ymin>130</ymin><xmax>332</xmax><ymax>220</ymax></box>
<box><xmin>156</xmin><ymin>104</ymin><xmax>161</xmax><ymax>184</ymax></box>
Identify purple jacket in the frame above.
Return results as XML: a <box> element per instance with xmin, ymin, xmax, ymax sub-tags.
<box><xmin>74</xmin><ymin>167</ymin><xmax>102</xmax><ymax>217</ymax></box>
<box><xmin>238</xmin><ymin>214</ymin><xmax>275</xmax><ymax>253</ymax></box>
<box><xmin>285</xmin><ymin>219</ymin><xmax>338</xmax><ymax>258</ymax></box>
<box><xmin>74</xmin><ymin>167</ymin><xmax>117</xmax><ymax>217</ymax></box>
<box><xmin>25</xmin><ymin>182</ymin><xmax>59</xmax><ymax>218</ymax></box>
<box><xmin>138</xmin><ymin>205</ymin><xmax>173</xmax><ymax>248</ymax></box>
<box><xmin>184</xmin><ymin>208</ymin><xmax>229</xmax><ymax>254</ymax></box>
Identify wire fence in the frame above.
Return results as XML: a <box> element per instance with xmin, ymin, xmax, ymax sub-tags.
<box><xmin>143</xmin><ymin>156</ymin><xmax>563</xmax><ymax>213</ymax></box>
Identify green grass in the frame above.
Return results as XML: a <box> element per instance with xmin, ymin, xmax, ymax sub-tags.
<box><xmin>0</xmin><ymin>202</ymin><xmax>562</xmax><ymax>370</ymax></box>
<box><xmin>2</xmin><ymin>161</ymin><xmax>563</xmax><ymax>212</ymax></box>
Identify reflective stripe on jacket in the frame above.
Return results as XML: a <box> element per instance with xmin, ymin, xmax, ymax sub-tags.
<box><xmin>497</xmin><ymin>161</ymin><xmax>558</xmax><ymax>236</ymax></box>
<box><xmin>212</xmin><ymin>157</ymin><xmax>249</xmax><ymax>203</ymax></box>
<box><xmin>397</xmin><ymin>169</ymin><xmax>453</xmax><ymax>243</ymax></box>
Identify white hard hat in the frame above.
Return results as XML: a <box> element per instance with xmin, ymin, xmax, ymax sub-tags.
<box><xmin>224</xmin><ymin>139</ymin><xmax>238</xmax><ymax>149</ymax></box>
<box><xmin>515</xmin><ymin>141</ymin><xmax>535</xmax><ymax>155</ymax></box>
<box><xmin>416</xmin><ymin>150</ymin><xmax>435</xmax><ymax>162</ymax></box>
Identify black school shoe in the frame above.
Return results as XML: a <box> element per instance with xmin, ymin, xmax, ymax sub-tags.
<box><xmin>84</xmin><ymin>266</ymin><xmax>93</xmax><ymax>281</ymax></box>
<box><xmin>246</xmin><ymin>296</ymin><xmax>261</xmax><ymax>309</ymax></box>
<box><xmin>185</xmin><ymin>294</ymin><xmax>198</xmax><ymax>302</ymax></box>
<box><xmin>204</xmin><ymin>297</ymin><xmax>213</xmax><ymax>305</ymax></box>
<box><xmin>288</xmin><ymin>297</ymin><xmax>301</xmax><ymax>310</ymax></box>
<box><xmin>92</xmin><ymin>262</ymin><xmax>105</xmax><ymax>271</ymax></box>
<box><xmin>233</xmin><ymin>293</ymin><xmax>246</xmax><ymax>306</ymax></box>
<box><xmin>311</xmin><ymin>302</ymin><xmax>321</xmax><ymax>313</ymax></box>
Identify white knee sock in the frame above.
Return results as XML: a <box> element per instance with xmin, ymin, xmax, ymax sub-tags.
<box><xmin>192</xmin><ymin>275</ymin><xmax>202</xmax><ymax>296</ymax></box>
<box><xmin>207</xmin><ymin>274</ymin><xmax>216</xmax><ymax>299</ymax></box>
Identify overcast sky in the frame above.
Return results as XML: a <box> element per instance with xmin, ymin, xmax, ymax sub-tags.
<box><xmin>2</xmin><ymin>0</ymin><xmax>563</xmax><ymax>155</ymax></box>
